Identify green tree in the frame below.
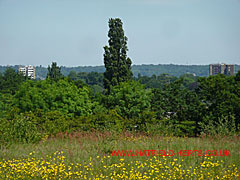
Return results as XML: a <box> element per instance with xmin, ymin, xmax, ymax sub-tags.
<box><xmin>103</xmin><ymin>18</ymin><xmax>133</xmax><ymax>93</ymax></box>
<box><xmin>104</xmin><ymin>81</ymin><xmax>152</xmax><ymax>120</ymax></box>
<box><xmin>0</xmin><ymin>68</ymin><xmax>26</xmax><ymax>94</ymax></box>
<box><xmin>46</xmin><ymin>62</ymin><xmax>64</xmax><ymax>81</ymax></box>
<box><xmin>13</xmin><ymin>79</ymin><xmax>94</xmax><ymax>117</ymax></box>
<box><xmin>197</xmin><ymin>74</ymin><xmax>240</xmax><ymax>129</ymax></box>
<box><xmin>151</xmin><ymin>79</ymin><xmax>203</xmax><ymax>136</ymax></box>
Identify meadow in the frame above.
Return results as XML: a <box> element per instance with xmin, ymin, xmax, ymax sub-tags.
<box><xmin>0</xmin><ymin>131</ymin><xmax>239</xmax><ymax>179</ymax></box>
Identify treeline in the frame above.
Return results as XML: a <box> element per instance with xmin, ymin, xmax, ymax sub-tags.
<box><xmin>1</xmin><ymin>64</ymin><xmax>240</xmax><ymax>79</ymax></box>
<box><xmin>66</xmin><ymin>71</ymin><xmax>198</xmax><ymax>93</ymax></box>
<box><xmin>0</xmin><ymin>65</ymin><xmax>240</xmax><ymax>144</ymax></box>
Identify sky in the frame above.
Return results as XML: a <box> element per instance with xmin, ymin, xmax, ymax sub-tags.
<box><xmin>0</xmin><ymin>0</ymin><xmax>240</xmax><ymax>67</ymax></box>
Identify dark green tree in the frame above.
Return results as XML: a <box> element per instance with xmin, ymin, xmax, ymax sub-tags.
<box><xmin>102</xmin><ymin>81</ymin><xmax>153</xmax><ymax>130</ymax></box>
<box><xmin>197</xmin><ymin>74</ymin><xmax>240</xmax><ymax>131</ymax></box>
<box><xmin>235</xmin><ymin>70</ymin><xmax>240</xmax><ymax>82</ymax></box>
<box><xmin>103</xmin><ymin>18</ymin><xmax>133</xmax><ymax>93</ymax></box>
<box><xmin>150</xmin><ymin>79</ymin><xmax>203</xmax><ymax>136</ymax></box>
<box><xmin>46</xmin><ymin>62</ymin><xmax>64</xmax><ymax>81</ymax></box>
<box><xmin>0</xmin><ymin>68</ymin><xmax>26</xmax><ymax>94</ymax></box>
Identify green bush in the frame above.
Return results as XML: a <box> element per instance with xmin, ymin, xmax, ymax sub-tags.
<box><xmin>38</xmin><ymin>111</ymin><xmax>72</xmax><ymax>135</ymax></box>
<box><xmin>0</xmin><ymin>115</ymin><xmax>41</xmax><ymax>144</ymax></box>
<box><xmin>199</xmin><ymin>114</ymin><xmax>239</xmax><ymax>137</ymax></box>
<box><xmin>145</xmin><ymin>118</ymin><xmax>178</xmax><ymax>136</ymax></box>
<box><xmin>71</xmin><ymin>110</ymin><xmax>125</xmax><ymax>132</ymax></box>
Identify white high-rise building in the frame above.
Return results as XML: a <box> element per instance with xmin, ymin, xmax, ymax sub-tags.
<box><xmin>18</xmin><ymin>65</ymin><xmax>36</xmax><ymax>79</ymax></box>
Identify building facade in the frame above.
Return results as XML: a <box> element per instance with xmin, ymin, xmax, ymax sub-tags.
<box><xmin>209</xmin><ymin>63</ymin><xmax>234</xmax><ymax>76</ymax></box>
<box><xmin>18</xmin><ymin>65</ymin><xmax>36</xmax><ymax>79</ymax></box>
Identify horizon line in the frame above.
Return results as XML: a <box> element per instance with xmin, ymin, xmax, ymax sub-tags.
<box><xmin>1</xmin><ymin>63</ymin><xmax>240</xmax><ymax>68</ymax></box>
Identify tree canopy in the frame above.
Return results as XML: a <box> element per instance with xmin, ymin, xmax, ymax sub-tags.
<box><xmin>13</xmin><ymin>79</ymin><xmax>94</xmax><ymax>117</ymax></box>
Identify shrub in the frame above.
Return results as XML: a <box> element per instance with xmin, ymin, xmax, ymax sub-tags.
<box><xmin>0</xmin><ymin>114</ymin><xmax>41</xmax><ymax>144</ymax></box>
<box><xmin>72</xmin><ymin>110</ymin><xmax>125</xmax><ymax>132</ymax></box>
<box><xmin>199</xmin><ymin>114</ymin><xmax>239</xmax><ymax>137</ymax></box>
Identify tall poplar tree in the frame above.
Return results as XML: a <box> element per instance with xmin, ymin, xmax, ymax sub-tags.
<box><xmin>103</xmin><ymin>18</ymin><xmax>133</xmax><ymax>93</ymax></box>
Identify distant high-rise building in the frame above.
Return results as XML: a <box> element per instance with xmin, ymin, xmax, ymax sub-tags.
<box><xmin>18</xmin><ymin>65</ymin><xmax>36</xmax><ymax>79</ymax></box>
<box><xmin>209</xmin><ymin>63</ymin><xmax>234</xmax><ymax>76</ymax></box>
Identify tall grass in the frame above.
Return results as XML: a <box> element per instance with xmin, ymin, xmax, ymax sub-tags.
<box><xmin>1</xmin><ymin>131</ymin><xmax>239</xmax><ymax>169</ymax></box>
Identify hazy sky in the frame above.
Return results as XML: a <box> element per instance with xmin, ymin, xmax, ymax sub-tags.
<box><xmin>0</xmin><ymin>0</ymin><xmax>240</xmax><ymax>67</ymax></box>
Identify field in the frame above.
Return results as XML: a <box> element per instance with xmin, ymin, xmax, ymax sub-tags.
<box><xmin>0</xmin><ymin>131</ymin><xmax>239</xmax><ymax>179</ymax></box>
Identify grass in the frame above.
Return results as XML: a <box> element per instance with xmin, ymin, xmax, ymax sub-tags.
<box><xmin>0</xmin><ymin>131</ymin><xmax>239</xmax><ymax>179</ymax></box>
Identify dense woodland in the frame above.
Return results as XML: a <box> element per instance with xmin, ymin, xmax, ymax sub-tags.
<box><xmin>0</xmin><ymin>18</ymin><xmax>239</xmax><ymax>144</ymax></box>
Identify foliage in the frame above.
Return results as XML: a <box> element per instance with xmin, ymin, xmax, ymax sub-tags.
<box><xmin>103</xmin><ymin>18</ymin><xmax>133</xmax><ymax>92</ymax></box>
<box><xmin>0</xmin><ymin>93</ymin><xmax>13</xmax><ymax>119</ymax></box>
<box><xmin>0</xmin><ymin>114</ymin><xmax>41</xmax><ymax>144</ymax></box>
<box><xmin>0</xmin><ymin>66</ymin><xmax>240</xmax><ymax>144</ymax></box>
<box><xmin>104</xmin><ymin>81</ymin><xmax>152</xmax><ymax>120</ymax></box>
<box><xmin>35</xmin><ymin>110</ymin><xmax>72</xmax><ymax>135</ymax></box>
<box><xmin>145</xmin><ymin>120</ymin><xmax>177</xmax><ymax>136</ymax></box>
<box><xmin>46</xmin><ymin>62</ymin><xmax>64</xmax><ymax>81</ymax></box>
<box><xmin>199</xmin><ymin>114</ymin><xmax>239</xmax><ymax>137</ymax></box>
<box><xmin>197</xmin><ymin>74</ymin><xmax>240</xmax><ymax>128</ymax></box>
<box><xmin>1</xmin><ymin>110</ymin><xmax>71</xmax><ymax>144</ymax></box>
<box><xmin>136</xmin><ymin>73</ymin><xmax>178</xmax><ymax>89</ymax></box>
<box><xmin>68</xmin><ymin>71</ymin><xmax>103</xmax><ymax>87</ymax></box>
<box><xmin>13</xmin><ymin>79</ymin><xmax>94</xmax><ymax>117</ymax></box>
<box><xmin>151</xmin><ymin>79</ymin><xmax>203</xmax><ymax>136</ymax></box>
<box><xmin>73</xmin><ymin>110</ymin><xmax>125</xmax><ymax>132</ymax></box>
<box><xmin>136</xmin><ymin>73</ymin><xmax>198</xmax><ymax>90</ymax></box>
<box><xmin>0</xmin><ymin>68</ymin><xmax>26</xmax><ymax>94</ymax></box>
